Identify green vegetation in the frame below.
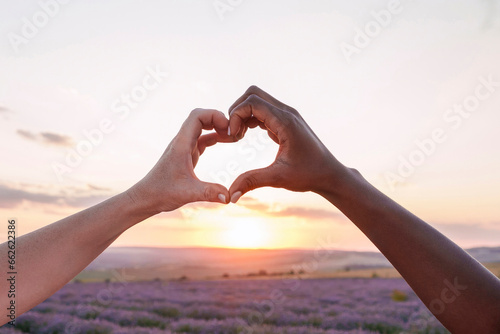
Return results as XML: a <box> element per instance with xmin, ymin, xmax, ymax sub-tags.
<box><xmin>136</xmin><ymin>317</ymin><xmax>166</xmax><ymax>329</ymax></box>
<box><xmin>308</xmin><ymin>316</ymin><xmax>323</xmax><ymax>327</ymax></box>
<box><xmin>363</xmin><ymin>322</ymin><xmax>403</xmax><ymax>334</ymax></box>
<box><xmin>153</xmin><ymin>307</ymin><xmax>180</xmax><ymax>318</ymax></box>
<box><xmin>391</xmin><ymin>289</ymin><xmax>409</xmax><ymax>302</ymax></box>
<box><xmin>175</xmin><ymin>324</ymin><xmax>202</xmax><ymax>333</ymax></box>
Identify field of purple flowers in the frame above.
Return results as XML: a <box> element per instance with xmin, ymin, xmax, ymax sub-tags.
<box><xmin>1</xmin><ymin>278</ymin><xmax>448</xmax><ymax>334</ymax></box>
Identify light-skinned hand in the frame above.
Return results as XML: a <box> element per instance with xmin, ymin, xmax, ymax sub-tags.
<box><xmin>127</xmin><ymin>108</ymin><xmax>231</xmax><ymax>214</ymax></box>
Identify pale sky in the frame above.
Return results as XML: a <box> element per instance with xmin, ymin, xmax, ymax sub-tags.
<box><xmin>1</xmin><ymin>0</ymin><xmax>499</xmax><ymax>251</ymax></box>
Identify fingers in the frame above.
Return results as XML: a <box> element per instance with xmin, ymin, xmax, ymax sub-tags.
<box><xmin>228</xmin><ymin>85</ymin><xmax>290</xmax><ymax>113</ymax></box>
<box><xmin>173</xmin><ymin>109</ymin><xmax>231</xmax><ymax>206</ymax></box>
<box><xmin>195</xmin><ymin>181</ymin><xmax>230</xmax><ymax>204</ymax></box>
<box><xmin>241</xmin><ymin>118</ymin><xmax>278</xmax><ymax>144</ymax></box>
<box><xmin>180</xmin><ymin>109</ymin><xmax>229</xmax><ymax>149</ymax></box>
<box><xmin>226</xmin><ymin>87</ymin><xmax>293</xmax><ymax>202</ymax></box>
<box><xmin>228</xmin><ymin>166</ymin><xmax>279</xmax><ymax>203</ymax></box>
<box><xmin>245</xmin><ymin>117</ymin><xmax>262</xmax><ymax>129</ymax></box>
<box><xmin>228</xmin><ymin>86</ymin><xmax>290</xmax><ymax>142</ymax></box>
<box><xmin>197</xmin><ymin>133</ymin><xmax>219</xmax><ymax>154</ymax></box>
<box><xmin>228</xmin><ymin>94</ymin><xmax>284</xmax><ymax>142</ymax></box>
<box><xmin>197</xmin><ymin>132</ymin><xmax>233</xmax><ymax>155</ymax></box>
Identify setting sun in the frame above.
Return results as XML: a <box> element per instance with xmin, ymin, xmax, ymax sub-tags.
<box><xmin>222</xmin><ymin>217</ymin><xmax>271</xmax><ymax>249</ymax></box>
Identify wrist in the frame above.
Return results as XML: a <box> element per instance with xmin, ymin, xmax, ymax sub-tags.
<box><xmin>124</xmin><ymin>184</ymin><xmax>162</xmax><ymax>218</ymax></box>
<box><xmin>91</xmin><ymin>190</ymin><xmax>158</xmax><ymax>233</ymax></box>
<box><xmin>315</xmin><ymin>164</ymin><xmax>368</xmax><ymax>205</ymax></box>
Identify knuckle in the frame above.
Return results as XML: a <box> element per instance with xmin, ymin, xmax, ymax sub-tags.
<box><xmin>246</xmin><ymin>94</ymin><xmax>257</xmax><ymax>102</ymax></box>
<box><xmin>246</xmin><ymin>85</ymin><xmax>261</xmax><ymax>94</ymax></box>
<box><xmin>203</xmin><ymin>185</ymin><xmax>216</xmax><ymax>201</ymax></box>
<box><xmin>287</xmin><ymin>106</ymin><xmax>300</xmax><ymax>116</ymax></box>
<box><xmin>215</xmin><ymin>110</ymin><xmax>225</xmax><ymax>118</ymax></box>
<box><xmin>246</xmin><ymin>94</ymin><xmax>261</xmax><ymax>107</ymax></box>
<box><xmin>190</xmin><ymin>108</ymin><xmax>203</xmax><ymax>116</ymax></box>
<box><xmin>243</xmin><ymin>174</ymin><xmax>259</xmax><ymax>191</ymax></box>
<box><xmin>285</xmin><ymin>109</ymin><xmax>301</xmax><ymax>126</ymax></box>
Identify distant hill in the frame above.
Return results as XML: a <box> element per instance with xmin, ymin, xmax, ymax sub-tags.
<box><xmin>75</xmin><ymin>246</ymin><xmax>500</xmax><ymax>282</ymax></box>
<box><xmin>466</xmin><ymin>246</ymin><xmax>500</xmax><ymax>263</ymax></box>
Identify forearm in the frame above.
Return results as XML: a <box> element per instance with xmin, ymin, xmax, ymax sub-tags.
<box><xmin>319</xmin><ymin>167</ymin><xmax>500</xmax><ymax>333</ymax></box>
<box><xmin>1</xmin><ymin>191</ymin><xmax>153</xmax><ymax>323</ymax></box>
<box><xmin>0</xmin><ymin>108</ymin><xmax>229</xmax><ymax>326</ymax></box>
<box><xmin>226</xmin><ymin>86</ymin><xmax>500</xmax><ymax>331</ymax></box>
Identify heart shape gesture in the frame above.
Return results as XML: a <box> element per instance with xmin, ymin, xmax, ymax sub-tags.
<box><xmin>226</xmin><ymin>86</ymin><xmax>342</xmax><ymax>203</ymax></box>
<box><xmin>13</xmin><ymin>85</ymin><xmax>499</xmax><ymax>333</ymax></box>
<box><xmin>128</xmin><ymin>108</ymin><xmax>233</xmax><ymax>213</ymax></box>
<box><xmin>128</xmin><ymin>86</ymin><xmax>343</xmax><ymax>214</ymax></box>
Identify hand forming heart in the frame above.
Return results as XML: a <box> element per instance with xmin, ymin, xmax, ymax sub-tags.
<box><xmin>127</xmin><ymin>108</ymin><xmax>232</xmax><ymax>214</ymax></box>
<box><xmin>226</xmin><ymin>86</ymin><xmax>343</xmax><ymax>203</ymax></box>
<box><xmin>127</xmin><ymin>86</ymin><xmax>345</xmax><ymax>214</ymax></box>
<box><xmin>12</xmin><ymin>86</ymin><xmax>499</xmax><ymax>333</ymax></box>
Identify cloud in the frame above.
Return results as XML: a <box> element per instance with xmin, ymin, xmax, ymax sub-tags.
<box><xmin>183</xmin><ymin>202</ymin><xmax>222</xmax><ymax>210</ymax></box>
<box><xmin>16</xmin><ymin>129</ymin><xmax>74</xmax><ymax>147</ymax></box>
<box><xmin>0</xmin><ymin>183</ymin><xmax>109</xmax><ymax>209</ymax></box>
<box><xmin>87</xmin><ymin>184</ymin><xmax>111</xmax><ymax>191</ymax></box>
<box><xmin>162</xmin><ymin>198</ymin><xmax>342</xmax><ymax>222</ymax></box>
<box><xmin>0</xmin><ymin>107</ymin><xmax>13</xmax><ymax>121</ymax></box>
<box><xmin>238</xmin><ymin>197</ymin><xmax>342</xmax><ymax>221</ymax></box>
<box><xmin>238</xmin><ymin>197</ymin><xmax>269</xmax><ymax>211</ymax></box>
<box><xmin>268</xmin><ymin>206</ymin><xmax>343</xmax><ymax>220</ymax></box>
<box><xmin>39</xmin><ymin>132</ymin><xmax>73</xmax><ymax>146</ymax></box>
<box><xmin>433</xmin><ymin>222</ymin><xmax>500</xmax><ymax>244</ymax></box>
<box><xmin>0</xmin><ymin>184</ymin><xmax>59</xmax><ymax>208</ymax></box>
<box><xmin>16</xmin><ymin>129</ymin><xmax>37</xmax><ymax>140</ymax></box>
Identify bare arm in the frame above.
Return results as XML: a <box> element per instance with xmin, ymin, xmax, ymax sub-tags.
<box><xmin>227</xmin><ymin>86</ymin><xmax>500</xmax><ymax>333</ymax></box>
<box><xmin>1</xmin><ymin>109</ymin><xmax>230</xmax><ymax>325</ymax></box>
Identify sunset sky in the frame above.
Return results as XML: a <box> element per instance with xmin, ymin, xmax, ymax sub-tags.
<box><xmin>1</xmin><ymin>0</ymin><xmax>499</xmax><ymax>251</ymax></box>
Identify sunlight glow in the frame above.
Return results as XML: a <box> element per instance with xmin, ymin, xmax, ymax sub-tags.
<box><xmin>222</xmin><ymin>217</ymin><xmax>271</xmax><ymax>249</ymax></box>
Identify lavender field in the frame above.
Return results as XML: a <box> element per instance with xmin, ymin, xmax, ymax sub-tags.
<box><xmin>1</xmin><ymin>278</ymin><xmax>448</xmax><ymax>334</ymax></box>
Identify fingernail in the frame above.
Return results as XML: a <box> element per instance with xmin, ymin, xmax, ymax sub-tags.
<box><xmin>218</xmin><ymin>194</ymin><xmax>226</xmax><ymax>204</ymax></box>
<box><xmin>230</xmin><ymin>191</ymin><xmax>242</xmax><ymax>204</ymax></box>
<box><xmin>227</xmin><ymin>126</ymin><xmax>231</xmax><ymax>136</ymax></box>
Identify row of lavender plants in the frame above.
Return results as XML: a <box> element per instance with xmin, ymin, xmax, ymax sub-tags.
<box><xmin>1</xmin><ymin>278</ymin><xmax>448</xmax><ymax>333</ymax></box>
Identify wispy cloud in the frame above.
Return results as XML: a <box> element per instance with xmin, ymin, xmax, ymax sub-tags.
<box><xmin>184</xmin><ymin>202</ymin><xmax>221</xmax><ymax>210</ymax></box>
<box><xmin>16</xmin><ymin>129</ymin><xmax>74</xmax><ymax>147</ymax></box>
<box><xmin>39</xmin><ymin>132</ymin><xmax>73</xmax><ymax>146</ymax></box>
<box><xmin>0</xmin><ymin>106</ymin><xmax>11</xmax><ymax>113</ymax></box>
<box><xmin>87</xmin><ymin>184</ymin><xmax>111</xmax><ymax>191</ymax></box>
<box><xmin>268</xmin><ymin>206</ymin><xmax>343</xmax><ymax>220</ymax></box>
<box><xmin>173</xmin><ymin>197</ymin><xmax>342</xmax><ymax>222</ymax></box>
<box><xmin>239</xmin><ymin>197</ymin><xmax>342</xmax><ymax>221</ymax></box>
<box><xmin>16</xmin><ymin>129</ymin><xmax>37</xmax><ymax>140</ymax></box>
<box><xmin>0</xmin><ymin>183</ymin><xmax>109</xmax><ymax>209</ymax></box>
<box><xmin>235</xmin><ymin>197</ymin><xmax>269</xmax><ymax>211</ymax></box>
<box><xmin>0</xmin><ymin>184</ymin><xmax>59</xmax><ymax>208</ymax></box>
<box><xmin>433</xmin><ymin>222</ymin><xmax>500</xmax><ymax>244</ymax></box>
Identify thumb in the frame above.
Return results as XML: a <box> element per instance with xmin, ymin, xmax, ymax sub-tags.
<box><xmin>195</xmin><ymin>181</ymin><xmax>230</xmax><ymax>204</ymax></box>
<box><xmin>229</xmin><ymin>166</ymin><xmax>278</xmax><ymax>203</ymax></box>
